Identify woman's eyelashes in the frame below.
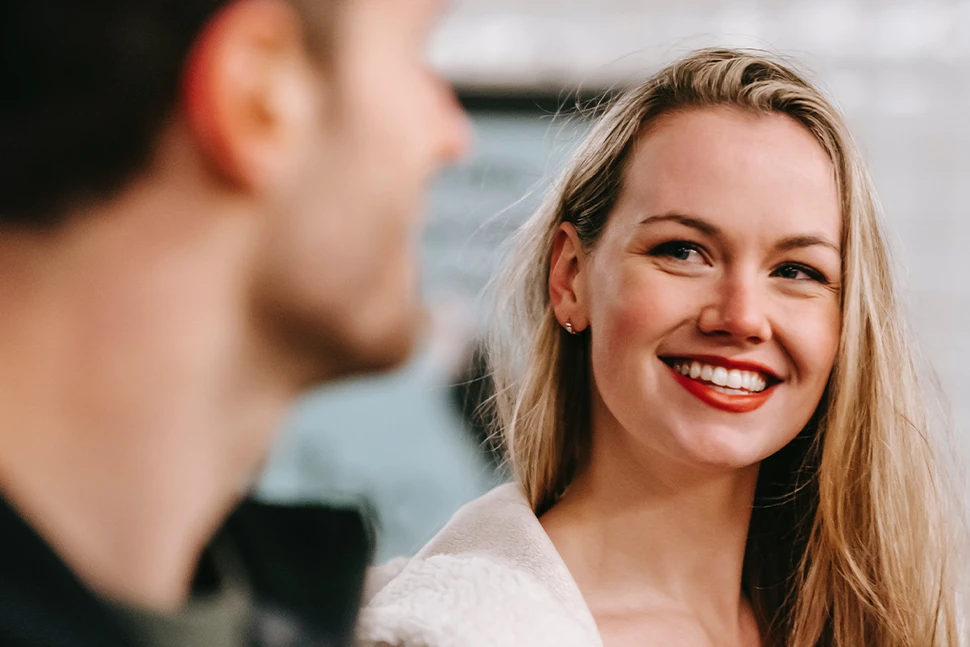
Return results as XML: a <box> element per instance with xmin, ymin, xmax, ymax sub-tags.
<box><xmin>772</xmin><ymin>263</ymin><xmax>829</xmax><ymax>284</ymax></box>
<box><xmin>647</xmin><ymin>240</ymin><xmax>831</xmax><ymax>285</ymax></box>
<box><xmin>649</xmin><ymin>240</ymin><xmax>708</xmax><ymax>265</ymax></box>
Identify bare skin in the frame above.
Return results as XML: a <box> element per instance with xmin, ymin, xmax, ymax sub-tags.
<box><xmin>541</xmin><ymin>427</ymin><xmax>762</xmax><ymax>647</ymax></box>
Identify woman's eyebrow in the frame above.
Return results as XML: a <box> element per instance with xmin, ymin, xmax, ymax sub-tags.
<box><xmin>637</xmin><ymin>212</ymin><xmax>720</xmax><ymax>237</ymax></box>
<box><xmin>775</xmin><ymin>235</ymin><xmax>840</xmax><ymax>254</ymax></box>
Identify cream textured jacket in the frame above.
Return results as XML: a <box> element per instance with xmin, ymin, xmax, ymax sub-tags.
<box><xmin>356</xmin><ymin>483</ymin><xmax>603</xmax><ymax>647</ymax></box>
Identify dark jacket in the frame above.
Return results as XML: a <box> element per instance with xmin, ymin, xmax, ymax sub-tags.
<box><xmin>0</xmin><ymin>494</ymin><xmax>372</xmax><ymax>647</ymax></box>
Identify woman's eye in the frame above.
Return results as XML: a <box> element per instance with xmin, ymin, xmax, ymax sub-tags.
<box><xmin>651</xmin><ymin>241</ymin><xmax>706</xmax><ymax>264</ymax></box>
<box><xmin>774</xmin><ymin>263</ymin><xmax>825</xmax><ymax>282</ymax></box>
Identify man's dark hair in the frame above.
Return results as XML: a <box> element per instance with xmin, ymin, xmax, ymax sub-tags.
<box><xmin>0</xmin><ymin>1</ymin><xmax>339</xmax><ymax>228</ymax></box>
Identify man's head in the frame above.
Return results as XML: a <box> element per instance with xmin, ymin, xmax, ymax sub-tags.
<box><xmin>1</xmin><ymin>0</ymin><xmax>470</xmax><ymax>380</ymax></box>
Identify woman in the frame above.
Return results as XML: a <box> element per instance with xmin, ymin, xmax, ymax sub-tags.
<box><xmin>358</xmin><ymin>49</ymin><xmax>966</xmax><ymax>647</ymax></box>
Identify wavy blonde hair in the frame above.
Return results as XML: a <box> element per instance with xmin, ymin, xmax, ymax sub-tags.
<box><xmin>486</xmin><ymin>48</ymin><xmax>966</xmax><ymax>646</ymax></box>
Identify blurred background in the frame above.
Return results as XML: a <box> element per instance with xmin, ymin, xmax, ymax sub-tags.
<box><xmin>260</xmin><ymin>0</ymin><xmax>970</xmax><ymax>562</ymax></box>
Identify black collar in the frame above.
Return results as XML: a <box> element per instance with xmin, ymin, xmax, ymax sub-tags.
<box><xmin>0</xmin><ymin>495</ymin><xmax>373</xmax><ymax>647</ymax></box>
<box><xmin>222</xmin><ymin>499</ymin><xmax>373</xmax><ymax>645</ymax></box>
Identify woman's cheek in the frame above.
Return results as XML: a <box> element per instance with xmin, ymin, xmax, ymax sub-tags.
<box><xmin>599</xmin><ymin>269</ymin><xmax>686</xmax><ymax>336</ymax></box>
<box><xmin>780</xmin><ymin>301</ymin><xmax>841</xmax><ymax>388</ymax></box>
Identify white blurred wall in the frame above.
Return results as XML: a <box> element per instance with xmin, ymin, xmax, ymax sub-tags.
<box><xmin>433</xmin><ymin>1</ymin><xmax>970</xmax><ymax>94</ymax></box>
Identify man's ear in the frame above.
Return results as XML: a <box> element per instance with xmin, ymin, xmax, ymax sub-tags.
<box><xmin>182</xmin><ymin>0</ymin><xmax>319</xmax><ymax>192</ymax></box>
<box><xmin>549</xmin><ymin>222</ymin><xmax>589</xmax><ymax>332</ymax></box>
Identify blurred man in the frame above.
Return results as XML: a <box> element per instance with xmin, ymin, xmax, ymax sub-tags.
<box><xmin>0</xmin><ymin>0</ymin><xmax>468</xmax><ymax>645</ymax></box>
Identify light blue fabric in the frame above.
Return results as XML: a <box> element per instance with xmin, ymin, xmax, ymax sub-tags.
<box><xmin>257</xmin><ymin>351</ymin><xmax>499</xmax><ymax>562</ymax></box>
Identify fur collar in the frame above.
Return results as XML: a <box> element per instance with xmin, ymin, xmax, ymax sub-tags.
<box><xmin>357</xmin><ymin>484</ymin><xmax>601</xmax><ymax>647</ymax></box>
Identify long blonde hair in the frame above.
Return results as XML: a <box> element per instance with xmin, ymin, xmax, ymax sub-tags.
<box><xmin>486</xmin><ymin>48</ymin><xmax>965</xmax><ymax>646</ymax></box>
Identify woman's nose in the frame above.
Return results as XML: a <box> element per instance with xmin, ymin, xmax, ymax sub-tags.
<box><xmin>697</xmin><ymin>273</ymin><xmax>772</xmax><ymax>344</ymax></box>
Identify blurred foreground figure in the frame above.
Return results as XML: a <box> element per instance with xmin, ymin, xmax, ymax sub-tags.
<box><xmin>0</xmin><ymin>0</ymin><xmax>468</xmax><ymax>645</ymax></box>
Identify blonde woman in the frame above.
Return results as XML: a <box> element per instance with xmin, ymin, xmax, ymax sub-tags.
<box><xmin>358</xmin><ymin>49</ymin><xmax>966</xmax><ymax>647</ymax></box>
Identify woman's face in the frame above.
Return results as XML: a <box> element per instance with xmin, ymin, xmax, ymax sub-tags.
<box><xmin>560</xmin><ymin>107</ymin><xmax>842</xmax><ymax>471</ymax></box>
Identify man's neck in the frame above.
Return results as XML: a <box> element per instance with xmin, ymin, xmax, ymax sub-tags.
<box><xmin>0</xmin><ymin>196</ymin><xmax>294</xmax><ymax>612</ymax></box>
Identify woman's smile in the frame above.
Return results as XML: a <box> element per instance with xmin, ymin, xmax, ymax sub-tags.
<box><xmin>661</xmin><ymin>355</ymin><xmax>781</xmax><ymax>413</ymax></box>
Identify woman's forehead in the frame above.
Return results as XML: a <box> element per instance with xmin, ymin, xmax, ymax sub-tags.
<box><xmin>613</xmin><ymin>107</ymin><xmax>841</xmax><ymax>241</ymax></box>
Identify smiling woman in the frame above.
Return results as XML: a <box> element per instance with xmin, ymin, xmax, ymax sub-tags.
<box><xmin>555</xmin><ymin>105</ymin><xmax>845</xmax><ymax>482</ymax></box>
<box><xmin>358</xmin><ymin>49</ymin><xmax>966</xmax><ymax>647</ymax></box>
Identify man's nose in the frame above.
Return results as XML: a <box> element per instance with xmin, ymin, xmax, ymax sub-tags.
<box><xmin>435</xmin><ymin>82</ymin><xmax>473</xmax><ymax>163</ymax></box>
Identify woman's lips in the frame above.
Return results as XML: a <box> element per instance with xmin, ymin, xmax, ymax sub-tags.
<box><xmin>665</xmin><ymin>361</ymin><xmax>777</xmax><ymax>413</ymax></box>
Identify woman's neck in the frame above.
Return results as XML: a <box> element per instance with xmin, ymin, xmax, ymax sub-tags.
<box><xmin>539</xmin><ymin>417</ymin><xmax>760</xmax><ymax>643</ymax></box>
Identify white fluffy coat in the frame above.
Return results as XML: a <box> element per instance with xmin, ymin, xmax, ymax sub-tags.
<box><xmin>356</xmin><ymin>483</ymin><xmax>603</xmax><ymax>647</ymax></box>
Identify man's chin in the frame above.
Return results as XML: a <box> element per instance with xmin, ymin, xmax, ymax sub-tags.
<box><xmin>262</xmin><ymin>291</ymin><xmax>427</xmax><ymax>390</ymax></box>
<box><xmin>352</xmin><ymin>327</ymin><xmax>420</xmax><ymax>375</ymax></box>
<box><xmin>320</xmin><ymin>308</ymin><xmax>425</xmax><ymax>382</ymax></box>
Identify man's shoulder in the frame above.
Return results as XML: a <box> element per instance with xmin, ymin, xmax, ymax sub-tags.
<box><xmin>0</xmin><ymin>495</ymin><xmax>374</xmax><ymax>647</ymax></box>
<box><xmin>0</xmin><ymin>494</ymin><xmax>136</xmax><ymax>647</ymax></box>
<box><xmin>225</xmin><ymin>498</ymin><xmax>373</xmax><ymax>644</ymax></box>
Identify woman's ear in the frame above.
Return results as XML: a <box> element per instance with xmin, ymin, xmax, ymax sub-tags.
<box><xmin>549</xmin><ymin>222</ymin><xmax>589</xmax><ymax>332</ymax></box>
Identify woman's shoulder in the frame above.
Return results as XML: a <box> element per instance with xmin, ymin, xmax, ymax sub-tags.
<box><xmin>356</xmin><ymin>483</ymin><xmax>601</xmax><ymax>647</ymax></box>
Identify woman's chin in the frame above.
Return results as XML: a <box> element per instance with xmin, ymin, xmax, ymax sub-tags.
<box><xmin>663</xmin><ymin>425</ymin><xmax>784</xmax><ymax>474</ymax></box>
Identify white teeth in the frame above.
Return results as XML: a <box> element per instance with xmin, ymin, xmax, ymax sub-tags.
<box><xmin>711</xmin><ymin>366</ymin><xmax>728</xmax><ymax>386</ymax></box>
<box><xmin>669</xmin><ymin>359</ymin><xmax>771</xmax><ymax>394</ymax></box>
<box><xmin>711</xmin><ymin>385</ymin><xmax>749</xmax><ymax>395</ymax></box>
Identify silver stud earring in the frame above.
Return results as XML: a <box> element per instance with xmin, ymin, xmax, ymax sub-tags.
<box><xmin>565</xmin><ymin>321</ymin><xmax>576</xmax><ymax>335</ymax></box>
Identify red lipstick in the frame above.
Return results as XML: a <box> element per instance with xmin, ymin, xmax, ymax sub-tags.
<box><xmin>665</xmin><ymin>359</ymin><xmax>778</xmax><ymax>414</ymax></box>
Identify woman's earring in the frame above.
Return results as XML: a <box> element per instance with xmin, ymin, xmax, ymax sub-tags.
<box><xmin>565</xmin><ymin>321</ymin><xmax>576</xmax><ymax>335</ymax></box>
